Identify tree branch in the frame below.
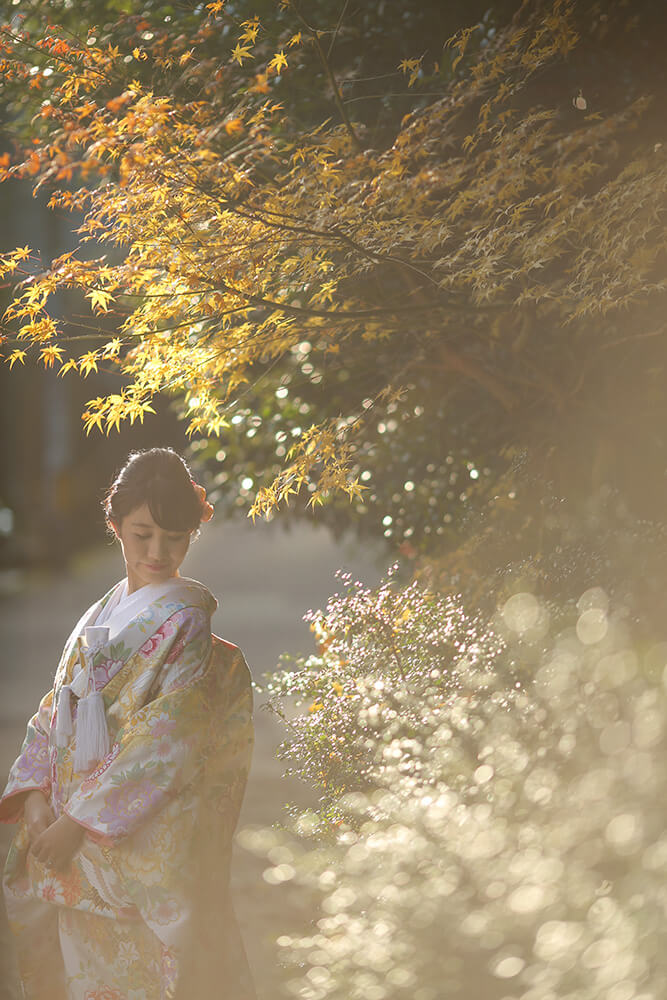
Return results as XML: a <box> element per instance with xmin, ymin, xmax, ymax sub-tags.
<box><xmin>292</xmin><ymin>2</ymin><xmax>363</xmax><ymax>152</ymax></box>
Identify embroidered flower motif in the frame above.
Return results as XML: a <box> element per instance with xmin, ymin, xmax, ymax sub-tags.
<box><xmin>92</xmin><ymin>658</ymin><xmax>124</xmax><ymax>689</ymax></box>
<box><xmin>149</xmin><ymin>824</ymin><xmax>178</xmax><ymax>860</ymax></box>
<box><xmin>39</xmin><ymin>878</ymin><xmax>66</xmax><ymax>905</ymax></box>
<box><xmin>16</xmin><ymin>738</ymin><xmax>48</xmax><ymax>782</ymax></box>
<box><xmin>156</xmin><ymin>738</ymin><xmax>172</xmax><ymax>760</ymax></box>
<box><xmin>61</xmin><ymin>864</ymin><xmax>82</xmax><ymax>907</ymax></box>
<box><xmin>98</xmin><ymin>779</ymin><xmax>163</xmax><ymax>834</ymax></box>
<box><xmin>148</xmin><ymin>713</ymin><xmax>177</xmax><ymax>739</ymax></box>
<box><xmin>138</xmin><ymin>633</ymin><xmax>162</xmax><ymax>658</ymax></box>
<box><xmin>139</xmin><ymin>616</ymin><xmax>181</xmax><ymax>659</ymax></box>
<box><xmin>116</xmin><ymin>941</ymin><xmax>139</xmax><ymax>968</ymax></box>
<box><xmin>153</xmin><ymin>898</ymin><xmax>179</xmax><ymax>925</ymax></box>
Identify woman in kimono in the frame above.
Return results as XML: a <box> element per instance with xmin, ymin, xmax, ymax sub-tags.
<box><xmin>0</xmin><ymin>447</ymin><xmax>256</xmax><ymax>1000</ymax></box>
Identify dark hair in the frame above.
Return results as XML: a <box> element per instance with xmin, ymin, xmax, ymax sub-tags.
<box><xmin>103</xmin><ymin>448</ymin><xmax>205</xmax><ymax>535</ymax></box>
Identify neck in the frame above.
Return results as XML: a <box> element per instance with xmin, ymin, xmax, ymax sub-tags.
<box><xmin>125</xmin><ymin>571</ymin><xmax>143</xmax><ymax>596</ymax></box>
<box><xmin>125</xmin><ymin>569</ymin><xmax>180</xmax><ymax>596</ymax></box>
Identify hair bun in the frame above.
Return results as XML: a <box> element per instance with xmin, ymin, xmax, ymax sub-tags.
<box><xmin>103</xmin><ymin>448</ymin><xmax>205</xmax><ymax>533</ymax></box>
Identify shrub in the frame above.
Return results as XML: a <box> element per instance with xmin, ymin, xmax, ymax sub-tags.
<box><xmin>244</xmin><ymin>572</ymin><xmax>667</xmax><ymax>999</ymax></box>
<box><xmin>259</xmin><ymin>565</ymin><xmax>510</xmax><ymax>836</ymax></box>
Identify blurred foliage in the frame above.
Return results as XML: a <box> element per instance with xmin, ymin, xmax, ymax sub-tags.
<box><xmin>247</xmin><ymin>568</ymin><xmax>667</xmax><ymax>999</ymax></box>
<box><xmin>260</xmin><ymin>565</ymin><xmax>510</xmax><ymax>827</ymax></box>
<box><xmin>2</xmin><ymin>0</ymin><xmax>516</xmax><ymax>141</ymax></box>
<box><xmin>0</xmin><ymin>0</ymin><xmax>665</xmax><ymax>584</ymax></box>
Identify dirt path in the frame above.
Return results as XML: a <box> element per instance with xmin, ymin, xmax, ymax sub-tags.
<box><xmin>0</xmin><ymin>516</ymin><xmax>386</xmax><ymax>999</ymax></box>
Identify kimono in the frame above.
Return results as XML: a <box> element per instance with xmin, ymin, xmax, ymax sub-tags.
<box><xmin>0</xmin><ymin>574</ymin><xmax>256</xmax><ymax>1000</ymax></box>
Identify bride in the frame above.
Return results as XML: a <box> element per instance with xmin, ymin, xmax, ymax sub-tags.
<box><xmin>0</xmin><ymin>447</ymin><xmax>256</xmax><ymax>1000</ymax></box>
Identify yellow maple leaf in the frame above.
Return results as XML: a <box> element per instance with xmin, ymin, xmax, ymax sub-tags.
<box><xmin>78</xmin><ymin>351</ymin><xmax>100</xmax><ymax>376</ymax></box>
<box><xmin>268</xmin><ymin>50</ymin><xmax>288</xmax><ymax>74</ymax></box>
<box><xmin>231</xmin><ymin>43</ymin><xmax>253</xmax><ymax>66</ymax></box>
<box><xmin>82</xmin><ymin>410</ymin><xmax>105</xmax><ymax>435</ymax></box>
<box><xmin>7</xmin><ymin>350</ymin><xmax>26</xmax><ymax>369</ymax></box>
<box><xmin>240</xmin><ymin>24</ymin><xmax>259</xmax><ymax>43</ymax></box>
<box><xmin>39</xmin><ymin>345</ymin><xmax>64</xmax><ymax>368</ymax></box>
<box><xmin>105</xmin><ymin>407</ymin><xmax>124</xmax><ymax>434</ymax></box>
<box><xmin>101</xmin><ymin>337</ymin><xmax>122</xmax><ymax>358</ymax></box>
<box><xmin>126</xmin><ymin>399</ymin><xmax>156</xmax><ymax>425</ymax></box>
<box><xmin>287</xmin><ymin>32</ymin><xmax>302</xmax><ymax>48</ymax></box>
<box><xmin>86</xmin><ymin>288</ymin><xmax>115</xmax><ymax>313</ymax></box>
<box><xmin>58</xmin><ymin>358</ymin><xmax>79</xmax><ymax>377</ymax></box>
<box><xmin>398</xmin><ymin>56</ymin><xmax>422</xmax><ymax>87</ymax></box>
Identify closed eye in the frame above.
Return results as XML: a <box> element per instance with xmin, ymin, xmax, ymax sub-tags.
<box><xmin>134</xmin><ymin>533</ymin><xmax>186</xmax><ymax>541</ymax></box>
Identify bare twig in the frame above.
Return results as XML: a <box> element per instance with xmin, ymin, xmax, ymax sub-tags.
<box><xmin>292</xmin><ymin>2</ymin><xmax>363</xmax><ymax>152</ymax></box>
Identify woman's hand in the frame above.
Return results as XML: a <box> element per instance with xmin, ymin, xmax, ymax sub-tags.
<box><xmin>23</xmin><ymin>789</ymin><xmax>56</xmax><ymax>846</ymax></box>
<box><xmin>29</xmin><ymin>813</ymin><xmax>85</xmax><ymax>872</ymax></box>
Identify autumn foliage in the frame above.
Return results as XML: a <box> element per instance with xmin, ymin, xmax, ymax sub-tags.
<box><xmin>0</xmin><ymin>0</ymin><xmax>665</xmax><ymax>538</ymax></box>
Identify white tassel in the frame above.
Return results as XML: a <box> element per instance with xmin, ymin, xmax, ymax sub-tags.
<box><xmin>73</xmin><ymin>690</ymin><xmax>110</xmax><ymax>772</ymax></box>
<box><xmin>55</xmin><ymin>684</ymin><xmax>73</xmax><ymax>747</ymax></box>
<box><xmin>72</xmin><ymin>634</ymin><xmax>110</xmax><ymax>773</ymax></box>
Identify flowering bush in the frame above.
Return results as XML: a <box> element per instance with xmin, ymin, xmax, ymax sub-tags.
<box><xmin>245</xmin><ymin>570</ymin><xmax>667</xmax><ymax>999</ymax></box>
<box><xmin>260</xmin><ymin>565</ymin><xmax>510</xmax><ymax>835</ymax></box>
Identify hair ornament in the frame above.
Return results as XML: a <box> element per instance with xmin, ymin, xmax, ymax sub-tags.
<box><xmin>190</xmin><ymin>479</ymin><xmax>215</xmax><ymax>522</ymax></box>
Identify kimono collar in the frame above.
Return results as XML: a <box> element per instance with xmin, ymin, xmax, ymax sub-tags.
<box><xmin>56</xmin><ymin>576</ymin><xmax>218</xmax><ymax>681</ymax></box>
<box><xmin>98</xmin><ymin>576</ymin><xmax>218</xmax><ymax>637</ymax></box>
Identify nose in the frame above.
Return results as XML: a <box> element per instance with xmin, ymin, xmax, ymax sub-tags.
<box><xmin>148</xmin><ymin>538</ymin><xmax>169</xmax><ymax>564</ymax></box>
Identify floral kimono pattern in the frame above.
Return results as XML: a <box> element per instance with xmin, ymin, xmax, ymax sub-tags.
<box><xmin>0</xmin><ymin>576</ymin><xmax>256</xmax><ymax>1000</ymax></box>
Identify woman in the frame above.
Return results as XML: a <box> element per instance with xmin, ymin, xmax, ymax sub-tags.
<box><xmin>0</xmin><ymin>448</ymin><xmax>256</xmax><ymax>1000</ymax></box>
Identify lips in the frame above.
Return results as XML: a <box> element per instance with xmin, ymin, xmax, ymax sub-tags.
<box><xmin>145</xmin><ymin>563</ymin><xmax>167</xmax><ymax>571</ymax></box>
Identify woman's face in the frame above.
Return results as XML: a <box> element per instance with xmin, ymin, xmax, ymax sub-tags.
<box><xmin>113</xmin><ymin>502</ymin><xmax>193</xmax><ymax>593</ymax></box>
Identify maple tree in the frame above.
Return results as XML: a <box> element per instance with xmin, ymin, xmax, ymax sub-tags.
<box><xmin>0</xmin><ymin>0</ymin><xmax>665</xmax><ymax>582</ymax></box>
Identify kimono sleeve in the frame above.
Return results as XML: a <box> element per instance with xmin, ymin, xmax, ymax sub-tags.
<box><xmin>0</xmin><ymin>687</ymin><xmax>53</xmax><ymax>823</ymax></box>
<box><xmin>208</xmin><ymin>644</ymin><xmax>255</xmax><ymax>838</ymax></box>
<box><xmin>63</xmin><ymin>605</ymin><xmax>214</xmax><ymax>845</ymax></box>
